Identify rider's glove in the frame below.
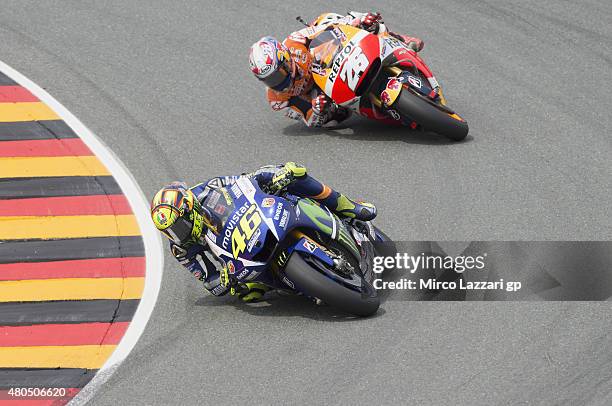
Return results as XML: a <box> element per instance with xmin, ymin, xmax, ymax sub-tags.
<box><xmin>407</xmin><ymin>38</ymin><xmax>424</xmax><ymax>53</ymax></box>
<box><xmin>360</xmin><ymin>12</ymin><xmax>382</xmax><ymax>33</ymax></box>
<box><xmin>269</xmin><ymin>168</ymin><xmax>293</xmax><ymax>194</ymax></box>
<box><xmin>268</xmin><ymin>162</ymin><xmax>301</xmax><ymax>194</ymax></box>
<box><xmin>311</xmin><ymin>94</ymin><xmax>333</xmax><ymax>115</ymax></box>
<box><xmin>220</xmin><ymin>265</ymin><xmax>237</xmax><ymax>295</ymax></box>
<box><xmin>267</xmin><ymin>162</ymin><xmax>307</xmax><ymax>194</ymax></box>
<box><xmin>221</xmin><ymin>267</ymin><xmax>268</xmax><ymax>302</ymax></box>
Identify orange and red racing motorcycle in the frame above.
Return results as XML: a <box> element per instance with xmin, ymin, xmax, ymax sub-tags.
<box><xmin>309</xmin><ymin>23</ymin><xmax>469</xmax><ymax>141</ymax></box>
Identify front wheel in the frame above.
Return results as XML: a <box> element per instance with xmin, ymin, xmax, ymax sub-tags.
<box><xmin>284</xmin><ymin>253</ymin><xmax>380</xmax><ymax>317</ymax></box>
<box><xmin>394</xmin><ymin>88</ymin><xmax>469</xmax><ymax>141</ymax></box>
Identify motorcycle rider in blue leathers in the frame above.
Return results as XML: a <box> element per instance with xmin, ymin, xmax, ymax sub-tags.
<box><xmin>151</xmin><ymin>162</ymin><xmax>376</xmax><ymax>302</ymax></box>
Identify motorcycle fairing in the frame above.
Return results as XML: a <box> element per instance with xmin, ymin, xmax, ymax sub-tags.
<box><xmin>310</xmin><ymin>25</ymin><xmax>381</xmax><ymax>106</ymax></box>
<box><xmin>290</xmin><ymin>236</ymin><xmax>335</xmax><ymax>267</ymax></box>
<box><xmin>202</xmin><ymin>177</ymin><xmax>361</xmax><ymax>288</ymax></box>
<box><xmin>294</xmin><ymin>198</ymin><xmax>360</xmax><ymax>260</ymax></box>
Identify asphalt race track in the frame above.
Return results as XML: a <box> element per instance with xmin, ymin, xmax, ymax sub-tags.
<box><xmin>1</xmin><ymin>1</ymin><xmax>611</xmax><ymax>405</ymax></box>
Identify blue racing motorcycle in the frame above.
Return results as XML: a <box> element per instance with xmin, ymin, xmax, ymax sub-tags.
<box><xmin>201</xmin><ymin>177</ymin><xmax>389</xmax><ymax>317</ymax></box>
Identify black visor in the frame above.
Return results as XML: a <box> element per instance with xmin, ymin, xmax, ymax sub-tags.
<box><xmin>262</xmin><ymin>65</ymin><xmax>291</xmax><ymax>91</ymax></box>
<box><xmin>163</xmin><ymin>215</ymin><xmax>193</xmax><ymax>244</ymax></box>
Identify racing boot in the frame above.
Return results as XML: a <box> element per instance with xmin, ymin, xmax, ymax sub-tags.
<box><xmin>389</xmin><ymin>32</ymin><xmax>424</xmax><ymax>52</ymax></box>
<box><xmin>238</xmin><ymin>282</ymin><xmax>270</xmax><ymax>303</ymax></box>
<box><xmin>333</xmin><ymin>194</ymin><xmax>377</xmax><ymax>221</ymax></box>
<box><xmin>271</xmin><ymin>162</ymin><xmax>377</xmax><ymax>221</ymax></box>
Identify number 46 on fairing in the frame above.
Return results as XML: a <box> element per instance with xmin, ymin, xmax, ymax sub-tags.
<box><xmin>231</xmin><ymin>204</ymin><xmax>261</xmax><ymax>259</ymax></box>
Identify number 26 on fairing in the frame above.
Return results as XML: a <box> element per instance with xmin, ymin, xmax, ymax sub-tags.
<box><xmin>231</xmin><ymin>204</ymin><xmax>261</xmax><ymax>258</ymax></box>
<box><xmin>340</xmin><ymin>46</ymin><xmax>369</xmax><ymax>91</ymax></box>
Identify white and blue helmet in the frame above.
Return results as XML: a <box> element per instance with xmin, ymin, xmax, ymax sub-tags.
<box><xmin>249</xmin><ymin>37</ymin><xmax>295</xmax><ymax>92</ymax></box>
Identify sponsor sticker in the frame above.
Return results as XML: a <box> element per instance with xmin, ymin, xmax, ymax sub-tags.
<box><xmin>328</xmin><ymin>40</ymin><xmax>355</xmax><ymax>84</ymax></box>
<box><xmin>332</xmin><ymin>26</ymin><xmax>347</xmax><ymax>42</ymax></box>
<box><xmin>247</xmin><ymin>227</ymin><xmax>262</xmax><ymax>252</ymax></box>
<box><xmin>388</xmin><ymin>109</ymin><xmax>401</xmax><ymax>121</ymax></box>
<box><xmin>260</xmin><ymin>64</ymin><xmax>272</xmax><ymax>76</ymax></box>
<box><xmin>227</xmin><ymin>261</ymin><xmax>235</xmax><ymax>274</ymax></box>
<box><xmin>221</xmin><ymin>202</ymin><xmax>249</xmax><ymax>249</ymax></box>
<box><xmin>271</xmin><ymin>100</ymin><xmax>288</xmax><ymax>111</ymax></box>
<box><xmin>385</xmin><ymin>36</ymin><xmax>409</xmax><ymax>51</ymax></box>
<box><xmin>386</xmin><ymin>78</ymin><xmax>402</xmax><ymax>91</ymax></box>
<box><xmin>381</xmin><ymin>90</ymin><xmax>392</xmax><ymax>106</ymax></box>
<box><xmin>230</xmin><ymin>183</ymin><xmax>243</xmax><ymax>198</ymax></box>
<box><xmin>207</xmin><ymin>178</ymin><xmax>223</xmax><ymax>189</ymax></box>
<box><xmin>273</xmin><ymin>203</ymin><xmax>284</xmax><ymax>220</ymax></box>
<box><xmin>214</xmin><ymin>204</ymin><xmax>226</xmax><ymax>215</ymax></box>
<box><xmin>288</xmin><ymin>32</ymin><xmax>307</xmax><ymax>44</ymax></box>
<box><xmin>262</xmin><ymin>197</ymin><xmax>275</xmax><ymax>208</ymax></box>
<box><xmin>408</xmin><ymin>76</ymin><xmax>422</xmax><ymax>88</ymax></box>
<box><xmin>381</xmin><ymin>78</ymin><xmax>402</xmax><ymax>107</ymax></box>
<box><xmin>221</xmin><ymin>189</ymin><xmax>233</xmax><ymax>205</ymax></box>
<box><xmin>155</xmin><ymin>210</ymin><xmax>167</xmax><ymax>225</ymax></box>
<box><xmin>282</xmin><ymin>276</ymin><xmax>295</xmax><ymax>289</ymax></box>
<box><xmin>236</xmin><ymin>177</ymin><xmax>255</xmax><ymax>197</ymax></box>
<box><xmin>279</xmin><ymin>209</ymin><xmax>289</xmax><ymax>229</ymax></box>
<box><xmin>206</xmin><ymin>190</ymin><xmax>221</xmax><ymax>209</ymax></box>
<box><xmin>311</xmin><ymin>63</ymin><xmax>326</xmax><ymax>76</ymax></box>
<box><xmin>303</xmin><ymin>239</ymin><xmax>318</xmax><ymax>253</ymax></box>
<box><xmin>276</xmin><ymin>250</ymin><xmax>289</xmax><ymax>268</ymax></box>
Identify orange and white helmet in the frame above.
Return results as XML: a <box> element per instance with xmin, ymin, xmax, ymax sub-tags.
<box><xmin>249</xmin><ymin>37</ymin><xmax>295</xmax><ymax>92</ymax></box>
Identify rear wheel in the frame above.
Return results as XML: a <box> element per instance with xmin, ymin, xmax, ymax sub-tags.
<box><xmin>284</xmin><ymin>243</ymin><xmax>380</xmax><ymax>317</ymax></box>
<box><xmin>394</xmin><ymin>87</ymin><xmax>469</xmax><ymax>141</ymax></box>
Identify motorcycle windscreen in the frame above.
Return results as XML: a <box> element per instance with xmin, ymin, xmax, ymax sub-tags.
<box><xmin>309</xmin><ymin>29</ymin><xmax>343</xmax><ymax>69</ymax></box>
<box><xmin>201</xmin><ymin>188</ymin><xmax>235</xmax><ymax>235</ymax></box>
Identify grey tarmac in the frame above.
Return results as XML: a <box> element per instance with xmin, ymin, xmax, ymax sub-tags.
<box><xmin>0</xmin><ymin>1</ymin><xmax>610</xmax><ymax>405</ymax></box>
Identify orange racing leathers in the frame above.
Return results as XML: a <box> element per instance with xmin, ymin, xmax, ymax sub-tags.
<box><xmin>266</xmin><ymin>27</ymin><xmax>325</xmax><ymax>127</ymax></box>
<box><xmin>266</xmin><ymin>13</ymin><xmax>368</xmax><ymax>127</ymax></box>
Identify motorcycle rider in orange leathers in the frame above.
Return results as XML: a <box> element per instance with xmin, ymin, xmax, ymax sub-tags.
<box><xmin>249</xmin><ymin>11</ymin><xmax>423</xmax><ymax>127</ymax></box>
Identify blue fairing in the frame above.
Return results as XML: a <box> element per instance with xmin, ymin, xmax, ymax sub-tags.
<box><xmin>203</xmin><ymin>177</ymin><xmax>340</xmax><ymax>291</ymax></box>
